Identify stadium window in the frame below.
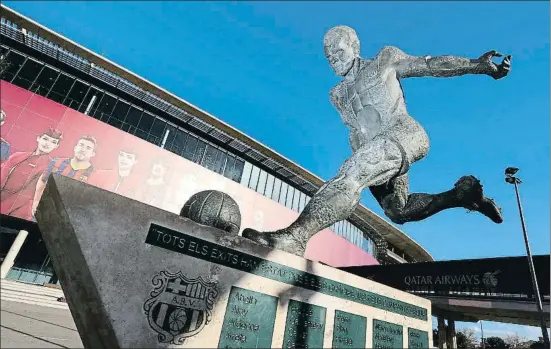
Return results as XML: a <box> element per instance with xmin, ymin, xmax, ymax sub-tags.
<box><xmin>271</xmin><ymin>178</ymin><xmax>282</xmax><ymax>202</ymax></box>
<box><xmin>361</xmin><ymin>237</ymin><xmax>368</xmax><ymax>254</ymax></box>
<box><xmin>166</xmin><ymin>143</ymin><xmax>181</xmax><ymax>156</ymax></box>
<box><xmin>78</xmin><ymin>86</ymin><xmax>102</xmax><ymax>113</ymax></box>
<box><xmin>202</xmin><ymin>145</ymin><xmax>219</xmax><ymax>172</ymax></box>
<box><xmin>356</xmin><ymin>229</ymin><xmax>364</xmax><ymax>247</ymax></box>
<box><xmin>349</xmin><ymin>227</ymin><xmax>357</xmax><ymax>246</ymax></box>
<box><xmin>124</xmin><ymin>105</ymin><xmax>143</xmax><ymax>130</ymax></box>
<box><xmin>279</xmin><ymin>182</ymin><xmax>289</xmax><ymax>206</ymax></box>
<box><xmin>146</xmin><ymin>133</ymin><xmax>161</xmax><ymax>146</ymax></box>
<box><xmin>149</xmin><ymin>118</ymin><xmax>167</xmax><ymax>140</ymax></box>
<box><xmin>366</xmin><ymin>240</ymin><xmax>375</xmax><ymax>254</ymax></box>
<box><xmin>248</xmin><ymin>166</ymin><xmax>260</xmax><ymax>191</ymax></box>
<box><xmin>216</xmin><ymin>151</ymin><xmax>228</xmax><ymax>175</ymax></box>
<box><xmin>163</xmin><ymin>125</ymin><xmax>180</xmax><ymax>155</ymax></box>
<box><xmin>106</xmin><ymin>99</ymin><xmax>129</xmax><ymax>130</ymax></box>
<box><xmin>285</xmin><ymin>186</ymin><xmax>296</xmax><ymax>209</ymax></box>
<box><xmin>63</xmin><ymin>79</ymin><xmax>90</xmax><ymax>110</ymax></box>
<box><xmin>92</xmin><ymin>92</ymin><xmax>117</xmax><ymax>122</ymax></box>
<box><xmin>342</xmin><ymin>221</ymin><xmax>348</xmax><ymax>237</ymax></box>
<box><xmin>264</xmin><ymin>174</ymin><xmax>275</xmax><ymax>198</ymax></box>
<box><xmin>133</xmin><ymin>111</ymin><xmax>154</xmax><ymax>140</ymax></box>
<box><xmin>172</xmin><ymin>128</ymin><xmax>189</xmax><ymax>156</ymax></box>
<box><xmin>106</xmin><ymin>114</ymin><xmax>123</xmax><ymax>130</ymax></box>
<box><xmin>88</xmin><ymin>92</ymin><xmax>106</xmax><ymax>120</ymax></box>
<box><xmin>356</xmin><ymin>229</ymin><xmax>363</xmax><ymax>247</ymax></box>
<box><xmin>182</xmin><ymin>135</ymin><xmax>199</xmax><ymax>161</ymax></box>
<box><xmin>47</xmin><ymin>73</ymin><xmax>75</xmax><ymax>104</ymax></box>
<box><xmin>256</xmin><ymin>170</ymin><xmax>268</xmax><ymax>195</ymax></box>
<box><xmin>31</xmin><ymin>65</ymin><xmax>59</xmax><ymax>98</ymax></box>
<box><xmin>231</xmin><ymin>159</ymin><xmax>244</xmax><ymax>182</ymax></box>
<box><xmin>357</xmin><ymin>228</ymin><xmax>365</xmax><ymax>247</ymax></box>
<box><xmin>223</xmin><ymin>155</ymin><xmax>236</xmax><ymax>178</ymax></box>
<box><xmin>344</xmin><ymin>221</ymin><xmax>351</xmax><ymax>237</ymax></box>
<box><xmin>345</xmin><ymin>222</ymin><xmax>352</xmax><ymax>237</ymax></box>
<box><xmin>360</xmin><ymin>234</ymin><xmax>366</xmax><ymax>250</ymax></box>
<box><xmin>298</xmin><ymin>192</ymin><xmax>306</xmax><ymax>212</ymax></box>
<box><xmin>240</xmin><ymin>162</ymin><xmax>253</xmax><ymax>187</ymax></box>
<box><xmin>111</xmin><ymin>99</ymin><xmax>131</xmax><ymax>123</ymax></box>
<box><xmin>2</xmin><ymin>51</ymin><xmax>26</xmax><ymax>82</ymax></box>
<box><xmin>352</xmin><ymin>225</ymin><xmax>359</xmax><ymax>242</ymax></box>
<box><xmin>163</xmin><ymin>124</ymin><xmax>177</xmax><ymax>148</ymax></box>
<box><xmin>292</xmin><ymin>188</ymin><xmax>301</xmax><ymax>211</ymax></box>
<box><xmin>193</xmin><ymin>139</ymin><xmax>207</xmax><ymax>164</ymax></box>
<box><xmin>366</xmin><ymin>239</ymin><xmax>374</xmax><ymax>255</ymax></box>
<box><xmin>134</xmin><ymin>129</ymin><xmax>147</xmax><ymax>141</ymax></box>
<box><xmin>12</xmin><ymin>57</ymin><xmax>43</xmax><ymax>90</ymax></box>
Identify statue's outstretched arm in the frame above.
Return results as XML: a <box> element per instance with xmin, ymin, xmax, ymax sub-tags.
<box><xmin>379</xmin><ymin>46</ymin><xmax>511</xmax><ymax>80</ymax></box>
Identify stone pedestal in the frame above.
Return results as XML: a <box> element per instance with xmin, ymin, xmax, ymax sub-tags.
<box><xmin>36</xmin><ymin>174</ymin><xmax>433</xmax><ymax>349</ymax></box>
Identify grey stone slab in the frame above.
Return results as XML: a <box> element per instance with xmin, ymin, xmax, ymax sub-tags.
<box><xmin>35</xmin><ymin>174</ymin><xmax>432</xmax><ymax>349</ymax></box>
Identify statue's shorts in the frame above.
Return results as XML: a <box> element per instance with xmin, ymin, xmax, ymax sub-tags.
<box><xmin>388</xmin><ymin>135</ymin><xmax>411</xmax><ymax>179</ymax></box>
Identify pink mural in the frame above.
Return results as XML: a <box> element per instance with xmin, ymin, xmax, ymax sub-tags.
<box><xmin>0</xmin><ymin>80</ymin><xmax>378</xmax><ymax>267</ymax></box>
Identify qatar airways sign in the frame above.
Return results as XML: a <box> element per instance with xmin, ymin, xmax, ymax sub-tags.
<box><xmin>404</xmin><ymin>270</ymin><xmax>500</xmax><ymax>288</ymax></box>
<box><xmin>340</xmin><ymin>255</ymin><xmax>550</xmax><ymax>296</ymax></box>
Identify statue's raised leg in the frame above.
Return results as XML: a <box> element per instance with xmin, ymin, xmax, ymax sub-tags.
<box><xmin>369</xmin><ymin>174</ymin><xmax>503</xmax><ymax>225</ymax></box>
<box><xmin>242</xmin><ymin>137</ymin><xmax>404</xmax><ymax>256</ymax></box>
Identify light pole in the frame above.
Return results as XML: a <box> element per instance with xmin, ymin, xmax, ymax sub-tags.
<box><xmin>480</xmin><ymin>321</ymin><xmax>485</xmax><ymax>349</ymax></box>
<box><xmin>505</xmin><ymin>167</ymin><xmax>550</xmax><ymax>349</ymax></box>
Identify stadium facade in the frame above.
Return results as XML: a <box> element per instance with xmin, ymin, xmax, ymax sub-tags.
<box><xmin>0</xmin><ymin>5</ymin><xmax>432</xmax><ymax>286</ymax></box>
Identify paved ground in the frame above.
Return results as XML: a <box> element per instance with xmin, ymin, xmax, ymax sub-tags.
<box><xmin>1</xmin><ymin>300</ymin><xmax>82</xmax><ymax>348</ymax></box>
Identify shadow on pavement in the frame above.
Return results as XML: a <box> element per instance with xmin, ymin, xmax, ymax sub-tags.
<box><xmin>1</xmin><ymin>308</ymin><xmax>77</xmax><ymax>332</ymax></box>
<box><xmin>1</xmin><ymin>324</ymin><xmax>71</xmax><ymax>349</ymax></box>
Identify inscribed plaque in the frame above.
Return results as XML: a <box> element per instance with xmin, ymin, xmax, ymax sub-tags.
<box><xmin>282</xmin><ymin>299</ymin><xmax>326</xmax><ymax>349</ymax></box>
<box><xmin>331</xmin><ymin>310</ymin><xmax>366</xmax><ymax>348</ymax></box>
<box><xmin>372</xmin><ymin>319</ymin><xmax>403</xmax><ymax>349</ymax></box>
<box><xmin>408</xmin><ymin>328</ymin><xmax>429</xmax><ymax>349</ymax></box>
<box><xmin>146</xmin><ymin>224</ymin><xmax>428</xmax><ymax>321</ymax></box>
<box><xmin>218</xmin><ymin>286</ymin><xmax>278</xmax><ymax>348</ymax></box>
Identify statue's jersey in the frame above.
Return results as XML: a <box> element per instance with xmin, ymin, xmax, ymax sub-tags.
<box><xmin>330</xmin><ymin>53</ymin><xmax>409</xmax><ymax>148</ymax></box>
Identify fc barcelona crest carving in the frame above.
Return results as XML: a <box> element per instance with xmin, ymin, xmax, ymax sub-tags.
<box><xmin>143</xmin><ymin>270</ymin><xmax>218</xmax><ymax>345</ymax></box>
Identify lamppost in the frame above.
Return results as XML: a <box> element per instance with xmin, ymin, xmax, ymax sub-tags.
<box><xmin>480</xmin><ymin>321</ymin><xmax>485</xmax><ymax>349</ymax></box>
<box><xmin>505</xmin><ymin>167</ymin><xmax>550</xmax><ymax>349</ymax></box>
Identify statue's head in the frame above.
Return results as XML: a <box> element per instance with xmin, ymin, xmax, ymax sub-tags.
<box><xmin>324</xmin><ymin>25</ymin><xmax>360</xmax><ymax>76</ymax></box>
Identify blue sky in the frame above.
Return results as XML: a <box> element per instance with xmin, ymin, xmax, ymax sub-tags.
<box><xmin>6</xmin><ymin>1</ymin><xmax>549</xmax><ymax>340</ymax></box>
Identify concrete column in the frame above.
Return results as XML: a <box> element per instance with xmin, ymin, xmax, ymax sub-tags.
<box><xmin>438</xmin><ymin>317</ymin><xmax>447</xmax><ymax>349</ymax></box>
<box><xmin>446</xmin><ymin>319</ymin><xmax>457</xmax><ymax>349</ymax></box>
<box><xmin>0</xmin><ymin>230</ymin><xmax>29</xmax><ymax>279</ymax></box>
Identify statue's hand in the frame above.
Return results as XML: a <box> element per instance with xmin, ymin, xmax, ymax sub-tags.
<box><xmin>478</xmin><ymin>50</ymin><xmax>512</xmax><ymax>80</ymax></box>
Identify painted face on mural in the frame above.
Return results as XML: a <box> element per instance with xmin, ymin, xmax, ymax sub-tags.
<box><xmin>151</xmin><ymin>163</ymin><xmax>166</xmax><ymax>179</ymax></box>
<box><xmin>118</xmin><ymin>150</ymin><xmax>138</xmax><ymax>172</ymax></box>
<box><xmin>73</xmin><ymin>138</ymin><xmax>96</xmax><ymax>162</ymax></box>
<box><xmin>36</xmin><ymin>134</ymin><xmax>60</xmax><ymax>154</ymax></box>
